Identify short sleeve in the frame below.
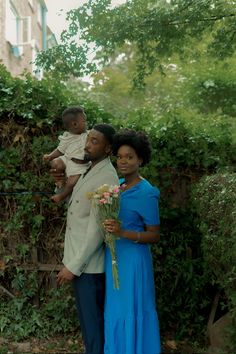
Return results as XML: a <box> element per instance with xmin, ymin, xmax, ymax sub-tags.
<box><xmin>57</xmin><ymin>132</ymin><xmax>69</xmax><ymax>154</ymax></box>
<box><xmin>138</xmin><ymin>187</ymin><xmax>160</xmax><ymax>225</ymax></box>
<box><xmin>57</xmin><ymin>132</ymin><xmax>87</xmax><ymax>159</ymax></box>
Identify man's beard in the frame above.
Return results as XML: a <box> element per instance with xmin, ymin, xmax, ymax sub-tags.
<box><xmin>84</xmin><ymin>153</ymin><xmax>91</xmax><ymax>162</ymax></box>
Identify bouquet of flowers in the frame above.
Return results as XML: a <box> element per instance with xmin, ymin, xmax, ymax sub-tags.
<box><xmin>88</xmin><ymin>184</ymin><xmax>121</xmax><ymax>289</ymax></box>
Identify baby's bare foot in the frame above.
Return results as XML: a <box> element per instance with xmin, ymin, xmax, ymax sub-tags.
<box><xmin>55</xmin><ymin>181</ymin><xmax>63</xmax><ymax>188</ymax></box>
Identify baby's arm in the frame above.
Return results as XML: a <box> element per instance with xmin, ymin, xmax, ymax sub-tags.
<box><xmin>43</xmin><ymin>148</ymin><xmax>63</xmax><ymax>161</ymax></box>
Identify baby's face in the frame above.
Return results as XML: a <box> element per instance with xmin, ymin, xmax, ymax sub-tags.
<box><xmin>67</xmin><ymin>114</ymin><xmax>87</xmax><ymax>134</ymax></box>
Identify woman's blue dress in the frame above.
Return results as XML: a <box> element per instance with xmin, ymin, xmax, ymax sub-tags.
<box><xmin>104</xmin><ymin>179</ymin><xmax>161</xmax><ymax>354</ymax></box>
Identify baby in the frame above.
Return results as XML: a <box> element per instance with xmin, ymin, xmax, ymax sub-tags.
<box><xmin>43</xmin><ymin>106</ymin><xmax>90</xmax><ymax>203</ymax></box>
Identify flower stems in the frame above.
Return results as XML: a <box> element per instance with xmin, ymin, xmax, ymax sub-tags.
<box><xmin>105</xmin><ymin>232</ymin><xmax>119</xmax><ymax>290</ymax></box>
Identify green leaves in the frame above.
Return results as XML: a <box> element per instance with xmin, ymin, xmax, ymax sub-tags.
<box><xmin>193</xmin><ymin>173</ymin><xmax>236</xmax><ymax>349</ymax></box>
<box><xmin>35</xmin><ymin>0</ymin><xmax>236</xmax><ymax>85</ymax></box>
<box><xmin>0</xmin><ymin>280</ymin><xmax>77</xmax><ymax>340</ymax></box>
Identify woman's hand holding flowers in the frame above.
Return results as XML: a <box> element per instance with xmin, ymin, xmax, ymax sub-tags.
<box><xmin>103</xmin><ymin>219</ymin><xmax>122</xmax><ymax>236</ymax></box>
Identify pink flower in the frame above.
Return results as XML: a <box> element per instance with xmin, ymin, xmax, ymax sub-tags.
<box><xmin>113</xmin><ymin>186</ymin><xmax>120</xmax><ymax>193</ymax></box>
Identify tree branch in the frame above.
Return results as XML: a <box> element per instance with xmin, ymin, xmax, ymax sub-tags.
<box><xmin>0</xmin><ymin>285</ymin><xmax>15</xmax><ymax>298</ymax></box>
<box><xmin>167</xmin><ymin>13</ymin><xmax>236</xmax><ymax>26</ymax></box>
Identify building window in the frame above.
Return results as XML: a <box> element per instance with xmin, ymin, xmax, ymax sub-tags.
<box><xmin>5</xmin><ymin>0</ymin><xmax>20</xmax><ymax>54</ymax></box>
<box><xmin>5</xmin><ymin>0</ymin><xmax>31</xmax><ymax>57</ymax></box>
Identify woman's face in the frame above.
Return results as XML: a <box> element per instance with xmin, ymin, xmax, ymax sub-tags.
<box><xmin>116</xmin><ymin>145</ymin><xmax>142</xmax><ymax>176</ymax></box>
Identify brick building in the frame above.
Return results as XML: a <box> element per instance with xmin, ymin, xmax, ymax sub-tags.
<box><xmin>0</xmin><ymin>0</ymin><xmax>56</xmax><ymax>78</ymax></box>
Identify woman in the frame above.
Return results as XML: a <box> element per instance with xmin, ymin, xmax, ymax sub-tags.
<box><xmin>104</xmin><ymin>129</ymin><xmax>161</xmax><ymax>354</ymax></box>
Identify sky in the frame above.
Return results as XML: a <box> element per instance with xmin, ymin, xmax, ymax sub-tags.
<box><xmin>45</xmin><ymin>0</ymin><xmax>126</xmax><ymax>42</ymax></box>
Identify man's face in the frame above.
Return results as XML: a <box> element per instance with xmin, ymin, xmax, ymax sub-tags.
<box><xmin>84</xmin><ymin>129</ymin><xmax>111</xmax><ymax>163</ymax></box>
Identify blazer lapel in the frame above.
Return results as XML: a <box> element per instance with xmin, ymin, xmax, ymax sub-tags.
<box><xmin>73</xmin><ymin>158</ymin><xmax>111</xmax><ymax>193</ymax></box>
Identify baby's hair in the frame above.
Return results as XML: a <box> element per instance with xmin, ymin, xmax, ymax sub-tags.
<box><xmin>112</xmin><ymin>129</ymin><xmax>152</xmax><ymax>166</ymax></box>
<box><xmin>62</xmin><ymin>106</ymin><xmax>86</xmax><ymax>124</ymax></box>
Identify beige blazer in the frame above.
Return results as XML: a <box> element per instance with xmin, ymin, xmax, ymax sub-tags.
<box><xmin>62</xmin><ymin>157</ymin><xmax>119</xmax><ymax>276</ymax></box>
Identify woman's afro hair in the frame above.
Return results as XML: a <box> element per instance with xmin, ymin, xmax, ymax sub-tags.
<box><xmin>112</xmin><ymin>129</ymin><xmax>152</xmax><ymax>166</ymax></box>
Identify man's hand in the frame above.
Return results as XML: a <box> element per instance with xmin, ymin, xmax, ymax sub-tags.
<box><xmin>57</xmin><ymin>267</ymin><xmax>74</xmax><ymax>286</ymax></box>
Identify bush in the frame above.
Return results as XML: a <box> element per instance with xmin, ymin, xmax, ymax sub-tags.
<box><xmin>193</xmin><ymin>173</ymin><xmax>236</xmax><ymax>350</ymax></box>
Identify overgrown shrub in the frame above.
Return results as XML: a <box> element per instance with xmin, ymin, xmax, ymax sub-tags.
<box><xmin>0</xmin><ymin>277</ymin><xmax>78</xmax><ymax>340</ymax></box>
<box><xmin>143</xmin><ymin>116</ymin><xmax>234</xmax><ymax>337</ymax></box>
<box><xmin>192</xmin><ymin>173</ymin><xmax>236</xmax><ymax>350</ymax></box>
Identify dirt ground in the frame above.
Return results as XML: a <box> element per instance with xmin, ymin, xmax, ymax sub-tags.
<box><xmin>0</xmin><ymin>336</ymin><xmax>210</xmax><ymax>354</ymax></box>
<box><xmin>0</xmin><ymin>336</ymin><xmax>84</xmax><ymax>354</ymax></box>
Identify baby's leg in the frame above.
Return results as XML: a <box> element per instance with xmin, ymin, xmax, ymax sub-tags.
<box><xmin>50</xmin><ymin>158</ymin><xmax>66</xmax><ymax>187</ymax></box>
<box><xmin>51</xmin><ymin>174</ymin><xmax>81</xmax><ymax>203</ymax></box>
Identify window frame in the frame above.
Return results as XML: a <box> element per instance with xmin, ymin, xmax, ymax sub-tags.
<box><xmin>28</xmin><ymin>0</ymin><xmax>34</xmax><ymax>11</ymax></box>
<box><xmin>5</xmin><ymin>0</ymin><xmax>23</xmax><ymax>56</ymax></box>
<box><xmin>5</xmin><ymin>0</ymin><xmax>32</xmax><ymax>57</ymax></box>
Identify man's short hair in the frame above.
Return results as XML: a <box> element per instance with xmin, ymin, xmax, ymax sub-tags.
<box><xmin>93</xmin><ymin>124</ymin><xmax>116</xmax><ymax>145</ymax></box>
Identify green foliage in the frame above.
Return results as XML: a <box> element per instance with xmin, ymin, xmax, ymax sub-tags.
<box><xmin>36</xmin><ymin>0</ymin><xmax>236</xmax><ymax>85</ymax></box>
<box><xmin>152</xmin><ymin>210</ymin><xmax>212</xmax><ymax>337</ymax></box>
<box><xmin>0</xmin><ymin>346</ymin><xmax>8</xmax><ymax>354</ymax></box>
<box><xmin>76</xmin><ymin>46</ymin><xmax>236</xmax><ymax>135</ymax></box>
<box><xmin>0</xmin><ymin>65</ymin><xmax>67</xmax><ymax>127</ymax></box>
<box><xmin>141</xmin><ymin>115</ymin><xmax>234</xmax><ymax>337</ymax></box>
<box><xmin>0</xmin><ymin>63</ymin><xmax>112</xmax><ymax>129</ymax></box>
<box><xmin>192</xmin><ymin>173</ymin><xmax>236</xmax><ymax>349</ymax></box>
<box><xmin>182</xmin><ymin>56</ymin><xmax>236</xmax><ymax>117</ymax></box>
<box><xmin>0</xmin><ymin>269</ymin><xmax>78</xmax><ymax>340</ymax></box>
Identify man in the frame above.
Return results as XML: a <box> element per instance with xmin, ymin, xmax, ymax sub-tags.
<box><xmin>55</xmin><ymin>123</ymin><xmax>119</xmax><ymax>354</ymax></box>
